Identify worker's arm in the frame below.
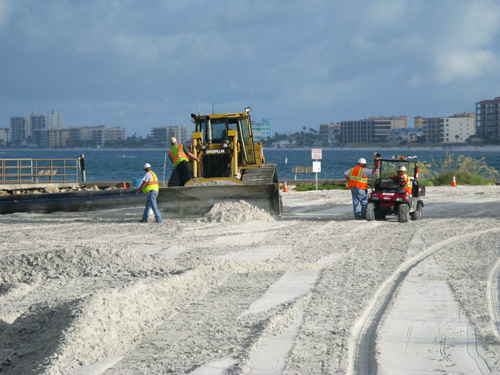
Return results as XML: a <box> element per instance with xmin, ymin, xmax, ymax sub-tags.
<box><xmin>136</xmin><ymin>181</ymin><xmax>146</xmax><ymax>195</ymax></box>
<box><xmin>187</xmin><ymin>151</ymin><xmax>200</xmax><ymax>163</ymax></box>
<box><xmin>344</xmin><ymin>169</ymin><xmax>350</xmax><ymax>181</ymax></box>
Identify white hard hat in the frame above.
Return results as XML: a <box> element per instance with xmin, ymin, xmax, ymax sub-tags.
<box><xmin>143</xmin><ymin>163</ymin><xmax>151</xmax><ymax>169</ymax></box>
<box><xmin>170</xmin><ymin>137</ymin><xmax>177</xmax><ymax>145</ymax></box>
<box><xmin>357</xmin><ymin>158</ymin><xmax>367</xmax><ymax>164</ymax></box>
<box><xmin>398</xmin><ymin>165</ymin><xmax>406</xmax><ymax>171</ymax></box>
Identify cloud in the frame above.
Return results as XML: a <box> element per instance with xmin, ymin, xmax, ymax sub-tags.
<box><xmin>431</xmin><ymin>1</ymin><xmax>500</xmax><ymax>83</ymax></box>
<box><xmin>436</xmin><ymin>50</ymin><xmax>499</xmax><ymax>83</ymax></box>
<box><xmin>1</xmin><ymin>0</ymin><xmax>500</xmax><ymax>135</ymax></box>
<box><xmin>0</xmin><ymin>0</ymin><xmax>14</xmax><ymax>32</ymax></box>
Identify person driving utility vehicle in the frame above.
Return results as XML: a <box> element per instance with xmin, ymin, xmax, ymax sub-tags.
<box><xmin>389</xmin><ymin>165</ymin><xmax>412</xmax><ymax>194</ymax></box>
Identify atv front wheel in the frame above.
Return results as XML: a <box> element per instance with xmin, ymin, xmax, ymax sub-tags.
<box><xmin>366</xmin><ymin>203</ymin><xmax>375</xmax><ymax>221</ymax></box>
<box><xmin>398</xmin><ymin>204</ymin><xmax>409</xmax><ymax>223</ymax></box>
<box><xmin>410</xmin><ymin>200</ymin><xmax>423</xmax><ymax>221</ymax></box>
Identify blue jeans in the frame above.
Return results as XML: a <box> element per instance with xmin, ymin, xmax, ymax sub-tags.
<box><xmin>351</xmin><ymin>187</ymin><xmax>368</xmax><ymax>220</ymax></box>
<box><xmin>142</xmin><ymin>190</ymin><xmax>162</xmax><ymax>223</ymax></box>
<box><xmin>176</xmin><ymin>161</ymin><xmax>192</xmax><ymax>186</ymax></box>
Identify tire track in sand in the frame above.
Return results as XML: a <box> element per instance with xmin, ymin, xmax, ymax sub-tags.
<box><xmin>488</xmin><ymin>257</ymin><xmax>500</xmax><ymax>341</ymax></box>
<box><xmin>348</xmin><ymin>227</ymin><xmax>500</xmax><ymax>375</ymax></box>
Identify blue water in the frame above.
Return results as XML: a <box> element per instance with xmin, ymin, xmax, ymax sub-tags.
<box><xmin>1</xmin><ymin>148</ymin><xmax>499</xmax><ymax>182</ymax></box>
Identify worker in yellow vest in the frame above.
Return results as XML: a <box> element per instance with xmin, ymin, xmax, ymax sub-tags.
<box><xmin>344</xmin><ymin>158</ymin><xmax>378</xmax><ymax>220</ymax></box>
<box><xmin>168</xmin><ymin>137</ymin><xmax>200</xmax><ymax>186</ymax></box>
<box><xmin>136</xmin><ymin>163</ymin><xmax>162</xmax><ymax>223</ymax></box>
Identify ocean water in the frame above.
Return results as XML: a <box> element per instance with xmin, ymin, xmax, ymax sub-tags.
<box><xmin>1</xmin><ymin>148</ymin><xmax>499</xmax><ymax>182</ymax></box>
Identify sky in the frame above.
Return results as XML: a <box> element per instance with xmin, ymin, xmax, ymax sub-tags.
<box><xmin>1</xmin><ymin>0</ymin><xmax>500</xmax><ymax>138</ymax></box>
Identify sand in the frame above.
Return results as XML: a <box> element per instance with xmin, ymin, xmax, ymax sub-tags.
<box><xmin>1</xmin><ymin>185</ymin><xmax>500</xmax><ymax>374</ymax></box>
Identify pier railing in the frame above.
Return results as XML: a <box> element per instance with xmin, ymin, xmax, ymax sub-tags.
<box><xmin>0</xmin><ymin>158</ymin><xmax>79</xmax><ymax>184</ymax></box>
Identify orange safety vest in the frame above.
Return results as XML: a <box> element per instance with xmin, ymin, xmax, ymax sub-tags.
<box><xmin>169</xmin><ymin>144</ymin><xmax>189</xmax><ymax>167</ymax></box>
<box><xmin>402</xmin><ymin>173</ymin><xmax>412</xmax><ymax>194</ymax></box>
<box><xmin>348</xmin><ymin>166</ymin><xmax>368</xmax><ymax>190</ymax></box>
<box><xmin>143</xmin><ymin>170</ymin><xmax>159</xmax><ymax>193</ymax></box>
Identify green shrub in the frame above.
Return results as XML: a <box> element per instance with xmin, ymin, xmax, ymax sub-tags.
<box><xmin>418</xmin><ymin>153</ymin><xmax>498</xmax><ymax>186</ymax></box>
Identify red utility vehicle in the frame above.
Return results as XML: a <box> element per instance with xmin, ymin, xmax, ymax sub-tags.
<box><xmin>366</xmin><ymin>157</ymin><xmax>425</xmax><ymax>223</ymax></box>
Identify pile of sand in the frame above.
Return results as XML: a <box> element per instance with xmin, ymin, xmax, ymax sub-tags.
<box><xmin>198</xmin><ymin>200</ymin><xmax>275</xmax><ymax>223</ymax></box>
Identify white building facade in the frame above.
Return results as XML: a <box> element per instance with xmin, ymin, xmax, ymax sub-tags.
<box><xmin>423</xmin><ymin>113</ymin><xmax>476</xmax><ymax>144</ymax></box>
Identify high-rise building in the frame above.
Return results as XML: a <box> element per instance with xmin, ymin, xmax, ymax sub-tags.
<box><xmin>340</xmin><ymin>116</ymin><xmax>406</xmax><ymax>144</ymax></box>
<box><xmin>251</xmin><ymin>118</ymin><xmax>273</xmax><ymax>142</ymax></box>
<box><xmin>151</xmin><ymin>126</ymin><xmax>190</xmax><ymax>148</ymax></box>
<box><xmin>414</xmin><ymin>116</ymin><xmax>425</xmax><ymax>129</ymax></box>
<box><xmin>36</xmin><ymin>128</ymin><xmax>70</xmax><ymax>148</ymax></box>
<box><xmin>93</xmin><ymin>126</ymin><xmax>126</xmax><ymax>147</ymax></box>
<box><xmin>319</xmin><ymin>123</ymin><xmax>341</xmax><ymax>145</ymax></box>
<box><xmin>10</xmin><ymin>115</ymin><xmax>30</xmax><ymax>143</ymax></box>
<box><xmin>49</xmin><ymin>129</ymin><xmax>69</xmax><ymax>148</ymax></box>
<box><xmin>10</xmin><ymin>109</ymin><xmax>62</xmax><ymax>145</ymax></box>
<box><xmin>68</xmin><ymin>126</ymin><xmax>125</xmax><ymax>147</ymax></box>
<box><xmin>0</xmin><ymin>128</ymin><xmax>10</xmax><ymax>145</ymax></box>
<box><xmin>421</xmin><ymin>113</ymin><xmax>475</xmax><ymax>144</ymax></box>
<box><xmin>476</xmin><ymin>96</ymin><xmax>500</xmax><ymax>142</ymax></box>
<box><xmin>68</xmin><ymin>126</ymin><xmax>95</xmax><ymax>147</ymax></box>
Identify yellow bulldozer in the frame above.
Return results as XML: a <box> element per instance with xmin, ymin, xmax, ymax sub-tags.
<box><xmin>157</xmin><ymin>107</ymin><xmax>282</xmax><ymax>217</ymax></box>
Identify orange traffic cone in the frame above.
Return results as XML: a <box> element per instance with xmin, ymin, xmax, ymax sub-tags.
<box><xmin>451</xmin><ymin>175</ymin><xmax>457</xmax><ymax>187</ymax></box>
<box><xmin>283</xmin><ymin>180</ymin><xmax>288</xmax><ymax>192</ymax></box>
<box><xmin>123</xmin><ymin>182</ymin><xmax>127</xmax><ymax>188</ymax></box>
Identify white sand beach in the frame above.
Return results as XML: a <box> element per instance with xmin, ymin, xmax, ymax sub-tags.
<box><xmin>1</xmin><ymin>185</ymin><xmax>500</xmax><ymax>374</ymax></box>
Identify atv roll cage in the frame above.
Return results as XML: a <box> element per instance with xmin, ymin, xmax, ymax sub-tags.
<box><xmin>371</xmin><ymin>157</ymin><xmax>424</xmax><ymax>198</ymax></box>
<box><xmin>367</xmin><ymin>157</ymin><xmax>425</xmax><ymax>223</ymax></box>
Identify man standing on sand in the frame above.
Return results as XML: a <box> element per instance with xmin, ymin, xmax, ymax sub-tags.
<box><xmin>136</xmin><ymin>163</ymin><xmax>162</xmax><ymax>223</ymax></box>
<box><xmin>168</xmin><ymin>137</ymin><xmax>200</xmax><ymax>186</ymax></box>
<box><xmin>344</xmin><ymin>158</ymin><xmax>378</xmax><ymax>220</ymax></box>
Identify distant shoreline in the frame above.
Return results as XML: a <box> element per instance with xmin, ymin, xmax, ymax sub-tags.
<box><xmin>1</xmin><ymin>145</ymin><xmax>499</xmax><ymax>153</ymax></box>
<box><xmin>266</xmin><ymin>145</ymin><xmax>500</xmax><ymax>152</ymax></box>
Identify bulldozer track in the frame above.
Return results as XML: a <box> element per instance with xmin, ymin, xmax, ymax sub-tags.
<box><xmin>241</xmin><ymin>163</ymin><xmax>279</xmax><ymax>185</ymax></box>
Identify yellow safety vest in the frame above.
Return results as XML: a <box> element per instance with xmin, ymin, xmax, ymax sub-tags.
<box><xmin>143</xmin><ymin>170</ymin><xmax>159</xmax><ymax>193</ymax></box>
<box><xmin>169</xmin><ymin>144</ymin><xmax>189</xmax><ymax>167</ymax></box>
<box><xmin>348</xmin><ymin>166</ymin><xmax>368</xmax><ymax>190</ymax></box>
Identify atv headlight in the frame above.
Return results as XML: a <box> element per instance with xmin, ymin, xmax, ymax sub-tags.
<box><xmin>396</xmin><ymin>197</ymin><xmax>402</xmax><ymax>201</ymax></box>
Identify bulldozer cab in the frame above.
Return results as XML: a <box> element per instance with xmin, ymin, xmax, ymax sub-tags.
<box><xmin>191</xmin><ymin>108</ymin><xmax>259</xmax><ymax>179</ymax></box>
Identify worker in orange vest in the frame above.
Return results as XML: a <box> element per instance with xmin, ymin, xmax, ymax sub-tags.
<box><xmin>344</xmin><ymin>158</ymin><xmax>378</xmax><ymax>220</ymax></box>
<box><xmin>389</xmin><ymin>165</ymin><xmax>412</xmax><ymax>194</ymax></box>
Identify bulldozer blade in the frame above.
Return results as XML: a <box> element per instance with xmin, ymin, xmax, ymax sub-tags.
<box><xmin>157</xmin><ymin>184</ymin><xmax>282</xmax><ymax>218</ymax></box>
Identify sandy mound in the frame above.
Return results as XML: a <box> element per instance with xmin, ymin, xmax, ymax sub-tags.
<box><xmin>198</xmin><ymin>200</ymin><xmax>275</xmax><ymax>223</ymax></box>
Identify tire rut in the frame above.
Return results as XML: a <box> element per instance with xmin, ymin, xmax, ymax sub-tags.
<box><xmin>349</xmin><ymin>227</ymin><xmax>500</xmax><ymax>375</ymax></box>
